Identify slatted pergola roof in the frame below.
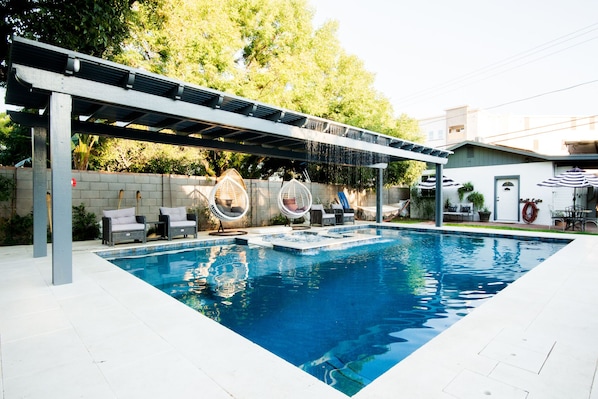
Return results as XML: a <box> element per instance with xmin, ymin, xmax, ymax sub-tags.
<box><xmin>6</xmin><ymin>37</ymin><xmax>451</xmax><ymax>167</ymax></box>
<box><xmin>4</xmin><ymin>37</ymin><xmax>451</xmax><ymax>284</ymax></box>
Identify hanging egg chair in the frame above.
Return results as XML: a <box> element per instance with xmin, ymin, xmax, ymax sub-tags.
<box><xmin>277</xmin><ymin>178</ymin><xmax>312</xmax><ymax>224</ymax></box>
<box><xmin>209</xmin><ymin>169</ymin><xmax>249</xmax><ymax>234</ymax></box>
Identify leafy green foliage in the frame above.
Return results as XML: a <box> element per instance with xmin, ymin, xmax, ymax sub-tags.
<box><xmin>188</xmin><ymin>205</ymin><xmax>217</xmax><ymax>231</ymax></box>
<box><xmin>72</xmin><ymin>203</ymin><xmax>100</xmax><ymax>241</ymax></box>
<box><xmin>3</xmin><ymin>0</ymin><xmax>426</xmax><ymax>186</ymax></box>
<box><xmin>269</xmin><ymin>213</ymin><xmax>288</xmax><ymax>225</ymax></box>
<box><xmin>458</xmin><ymin>182</ymin><xmax>474</xmax><ymax>201</ymax></box>
<box><xmin>0</xmin><ymin>113</ymin><xmax>31</xmax><ymax>167</ymax></box>
<box><xmin>90</xmin><ymin>138</ymin><xmax>210</xmax><ymax>175</ymax></box>
<box><xmin>386</xmin><ymin>161</ymin><xmax>426</xmax><ymax>187</ymax></box>
<box><xmin>1</xmin><ymin>0</ymin><xmax>158</xmax><ymax>82</ymax></box>
<box><xmin>0</xmin><ymin>174</ymin><xmax>14</xmax><ymax>202</ymax></box>
<box><xmin>0</xmin><ymin>213</ymin><xmax>33</xmax><ymax>245</ymax></box>
<box><xmin>72</xmin><ymin>134</ymin><xmax>98</xmax><ymax>170</ymax></box>
<box><xmin>466</xmin><ymin>191</ymin><xmax>485</xmax><ymax>210</ymax></box>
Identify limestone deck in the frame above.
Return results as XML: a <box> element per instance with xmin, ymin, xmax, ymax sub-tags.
<box><xmin>1</xmin><ymin>225</ymin><xmax>597</xmax><ymax>398</ymax></box>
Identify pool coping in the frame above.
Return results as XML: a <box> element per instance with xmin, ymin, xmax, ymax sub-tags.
<box><xmin>1</xmin><ymin>223</ymin><xmax>597</xmax><ymax>398</ymax></box>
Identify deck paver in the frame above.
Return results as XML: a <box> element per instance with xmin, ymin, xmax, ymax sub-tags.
<box><xmin>0</xmin><ymin>224</ymin><xmax>596</xmax><ymax>398</ymax></box>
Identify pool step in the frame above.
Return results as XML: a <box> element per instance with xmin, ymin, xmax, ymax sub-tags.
<box><xmin>235</xmin><ymin>236</ymin><xmax>274</xmax><ymax>248</ymax></box>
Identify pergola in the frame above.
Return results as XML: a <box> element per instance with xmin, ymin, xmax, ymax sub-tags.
<box><xmin>5</xmin><ymin>37</ymin><xmax>450</xmax><ymax>284</ymax></box>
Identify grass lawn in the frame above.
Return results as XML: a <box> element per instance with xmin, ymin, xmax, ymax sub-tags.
<box><xmin>390</xmin><ymin>218</ymin><xmax>596</xmax><ymax>235</ymax></box>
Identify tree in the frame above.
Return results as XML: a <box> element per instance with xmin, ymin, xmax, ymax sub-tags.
<box><xmin>1</xmin><ymin>0</ymin><xmax>156</xmax><ymax>83</ymax></box>
<box><xmin>90</xmin><ymin>137</ymin><xmax>210</xmax><ymax>176</ymax></box>
<box><xmin>72</xmin><ymin>134</ymin><xmax>98</xmax><ymax>171</ymax></box>
<box><xmin>0</xmin><ymin>112</ymin><xmax>30</xmax><ymax>166</ymax></box>
<box><xmin>3</xmin><ymin>0</ymin><xmax>426</xmax><ymax>186</ymax></box>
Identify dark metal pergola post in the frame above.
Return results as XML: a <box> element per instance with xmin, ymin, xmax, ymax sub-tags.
<box><xmin>32</xmin><ymin>126</ymin><xmax>47</xmax><ymax>258</ymax></box>
<box><xmin>376</xmin><ymin>167</ymin><xmax>384</xmax><ymax>223</ymax></box>
<box><xmin>49</xmin><ymin>92</ymin><xmax>73</xmax><ymax>285</ymax></box>
<box><xmin>435</xmin><ymin>163</ymin><xmax>443</xmax><ymax>227</ymax></box>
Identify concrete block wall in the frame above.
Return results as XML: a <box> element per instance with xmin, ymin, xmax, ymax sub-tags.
<box><xmin>0</xmin><ymin>167</ymin><xmax>409</xmax><ymax>228</ymax></box>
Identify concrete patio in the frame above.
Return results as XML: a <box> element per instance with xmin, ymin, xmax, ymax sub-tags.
<box><xmin>1</xmin><ymin>224</ymin><xmax>597</xmax><ymax>398</ymax></box>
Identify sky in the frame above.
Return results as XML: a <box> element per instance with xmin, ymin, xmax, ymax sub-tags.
<box><xmin>311</xmin><ymin>0</ymin><xmax>598</xmax><ymax>119</ymax></box>
<box><xmin>2</xmin><ymin>1</ymin><xmax>597</xmax><ymax>120</ymax></box>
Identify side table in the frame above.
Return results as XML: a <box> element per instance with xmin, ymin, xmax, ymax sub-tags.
<box><xmin>146</xmin><ymin>220</ymin><xmax>166</xmax><ymax>240</ymax></box>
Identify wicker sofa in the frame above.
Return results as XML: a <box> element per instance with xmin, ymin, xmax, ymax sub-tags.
<box><xmin>443</xmin><ymin>203</ymin><xmax>474</xmax><ymax>222</ymax></box>
<box><xmin>158</xmin><ymin>206</ymin><xmax>197</xmax><ymax>240</ymax></box>
<box><xmin>102</xmin><ymin>207</ymin><xmax>146</xmax><ymax>246</ymax></box>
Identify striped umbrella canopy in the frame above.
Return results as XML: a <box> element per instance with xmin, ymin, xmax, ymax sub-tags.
<box><xmin>417</xmin><ymin>175</ymin><xmax>462</xmax><ymax>190</ymax></box>
<box><xmin>537</xmin><ymin>167</ymin><xmax>598</xmax><ymax>208</ymax></box>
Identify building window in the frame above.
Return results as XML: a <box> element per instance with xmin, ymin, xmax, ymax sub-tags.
<box><xmin>449</xmin><ymin>125</ymin><xmax>465</xmax><ymax>134</ymax></box>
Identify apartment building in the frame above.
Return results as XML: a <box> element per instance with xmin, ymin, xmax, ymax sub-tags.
<box><xmin>420</xmin><ymin>105</ymin><xmax>597</xmax><ymax>155</ymax></box>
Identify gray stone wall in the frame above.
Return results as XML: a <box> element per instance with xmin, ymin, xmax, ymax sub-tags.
<box><xmin>0</xmin><ymin>167</ymin><xmax>409</xmax><ymax>227</ymax></box>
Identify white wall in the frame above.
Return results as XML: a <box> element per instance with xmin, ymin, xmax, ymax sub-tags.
<box><xmin>444</xmin><ymin>162</ymin><xmax>577</xmax><ymax>225</ymax></box>
<box><xmin>0</xmin><ymin>167</ymin><xmax>410</xmax><ymax>228</ymax></box>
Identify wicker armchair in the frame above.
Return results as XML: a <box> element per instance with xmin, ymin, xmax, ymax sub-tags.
<box><xmin>102</xmin><ymin>207</ymin><xmax>146</xmax><ymax>246</ymax></box>
<box><xmin>331</xmin><ymin>203</ymin><xmax>355</xmax><ymax>225</ymax></box>
<box><xmin>310</xmin><ymin>204</ymin><xmax>336</xmax><ymax>226</ymax></box>
<box><xmin>158</xmin><ymin>207</ymin><xmax>197</xmax><ymax>240</ymax></box>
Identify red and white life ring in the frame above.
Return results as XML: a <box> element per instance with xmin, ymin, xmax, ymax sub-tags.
<box><xmin>522</xmin><ymin>201</ymin><xmax>539</xmax><ymax>224</ymax></box>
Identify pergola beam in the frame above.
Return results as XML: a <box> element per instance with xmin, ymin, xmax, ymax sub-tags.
<box><xmin>12</xmin><ymin>64</ymin><xmax>448</xmax><ymax>166</ymax></box>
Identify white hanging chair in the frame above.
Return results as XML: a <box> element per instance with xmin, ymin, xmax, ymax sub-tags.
<box><xmin>209</xmin><ymin>169</ymin><xmax>249</xmax><ymax>232</ymax></box>
<box><xmin>278</xmin><ymin>178</ymin><xmax>312</xmax><ymax>221</ymax></box>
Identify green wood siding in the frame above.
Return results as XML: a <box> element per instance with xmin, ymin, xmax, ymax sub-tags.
<box><xmin>444</xmin><ymin>144</ymin><xmax>544</xmax><ymax>169</ymax></box>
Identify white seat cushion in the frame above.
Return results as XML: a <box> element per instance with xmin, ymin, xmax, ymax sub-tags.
<box><xmin>111</xmin><ymin>223</ymin><xmax>145</xmax><ymax>232</ymax></box>
<box><xmin>170</xmin><ymin>220</ymin><xmax>196</xmax><ymax>228</ymax></box>
<box><xmin>103</xmin><ymin>207</ymin><xmax>138</xmax><ymax>225</ymax></box>
<box><xmin>160</xmin><ymin>206</ymin><xmax>187</xmax><ymax>222</ymax></box>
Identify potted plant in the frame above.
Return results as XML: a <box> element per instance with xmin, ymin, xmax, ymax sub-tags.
<box><xmin>458</xmin><ymin>182</ymin><xmax>474</xmax><ymax>202</ymax></box>
<box><xmin>478</xmin><ymin>206</ymin><xmax>492</xmax><ymax>222</ymax></box>
<box><xmin>467</xmin><ymin>191</ymin><xmax>491</xmax><ymax>222</ymax></box>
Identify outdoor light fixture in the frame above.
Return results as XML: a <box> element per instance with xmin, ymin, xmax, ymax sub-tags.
<box><xmin>65</xmin><ymin>56</ymin><xmax>80</xmax><ymax>75</ymax></box>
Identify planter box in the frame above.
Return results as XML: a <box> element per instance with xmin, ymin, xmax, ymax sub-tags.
<box><xmin>478</xmin><ymin>211</ymin><xmax>491</xmax><ymax>222</ymax></box>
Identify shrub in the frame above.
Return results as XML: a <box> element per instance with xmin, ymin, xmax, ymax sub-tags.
<box><xmin>72</xmin><ymin>203</ymin><xmax>100</xmax><ymax>241</ymax></box>
<box><xmin>0</xmin><ymin>175</ymin><xmax>15</xmax><ymax>202</ymax></box>
<box><xmin>466</xmin><ymin>191</ymin><xmax>485</xmax><ymax>210</ymax></box>
<box><xmin>1</xmin><ymin>213</ymin><xmax>33</xmax><ymax>245</ymax></box>
<box><xmin>188</xmin><ymin>205</ymin><xmax>217</xmax><ymax>231</ymax></box>
<box><xmin>270</xmin><ymin>213</ymin><xmax>289</xmax><ymax>225</ymax></box>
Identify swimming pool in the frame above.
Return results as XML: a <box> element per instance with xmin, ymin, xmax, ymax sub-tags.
<box><xmin>105</xmin><ymin>227</ymin><xmax>567</xmax><ymax>396</ymax></box>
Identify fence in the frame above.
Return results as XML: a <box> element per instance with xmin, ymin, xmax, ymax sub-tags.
<box><xmin>0</xmin><ymin>167</ymin><xmax>409</xmax><ymax>228</ymax></box>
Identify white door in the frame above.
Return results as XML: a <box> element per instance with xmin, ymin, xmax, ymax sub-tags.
<box><xmin>495</xmin><ymin>178</ymin><xmax>520</xmax><ymax>222</ymax></box>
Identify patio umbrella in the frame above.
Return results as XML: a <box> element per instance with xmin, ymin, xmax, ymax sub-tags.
<box><xmin>537</xmin><ymin>167</ymin><xmax>598</xmax><ymax>208</ymax></box>
<box><xmin>417</xmin><ymin>175</ymin><xmax>462</xmax><ymax>190</ymax></box>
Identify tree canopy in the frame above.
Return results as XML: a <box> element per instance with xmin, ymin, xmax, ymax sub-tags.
<box><xmin>1</xmin><ymin>0</ymin><xmax>425</xmax><ymax>186</ymax></box>
<box><xmin>0</xmin><ymin>0</ymin><xmax>154</xmax><ymax>82</ymax></box>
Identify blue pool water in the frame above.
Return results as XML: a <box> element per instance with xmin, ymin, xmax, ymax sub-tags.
<box><xmin>106</xmin><ymin>228</ymin><xmax>567</xmax><ymax>396</ymax></box>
